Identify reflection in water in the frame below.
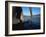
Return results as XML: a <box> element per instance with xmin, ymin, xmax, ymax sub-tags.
<box><xmin>23</xmin><ymin>15</ymin><xmax>40</xmax><ymax>30</ymax></box>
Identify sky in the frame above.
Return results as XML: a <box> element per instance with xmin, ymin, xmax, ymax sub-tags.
<box><xmin>22</xmin><ymin>7</ymin><xmax>40</xmax><ymax>16</ymax></box>
<box><xmin>32</xmin><ymin>7</ymin><xmax>40</xmax><ymax>15</ymax></box>
<box><xmin>22</xmin><ymin>7</ymin><xmax>30</xmax><ymax>16</ymax></box>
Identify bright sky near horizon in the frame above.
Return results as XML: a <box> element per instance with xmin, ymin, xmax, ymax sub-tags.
<box><xmin>22</xmin><ymin>7</ymin><xmax>30</xmax><ymax>16</ymax></box>
<box><xmin>22</xmin><ymin>7</ymin><xmax>40</xmax><ymax>16</ymax></box>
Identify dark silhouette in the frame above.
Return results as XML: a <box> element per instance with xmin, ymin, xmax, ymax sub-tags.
<box><xmin>12</xmin><ymin>6</ymin><xmax>23</xmax><ymax>30</ymax></box>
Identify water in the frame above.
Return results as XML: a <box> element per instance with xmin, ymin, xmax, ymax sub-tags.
<box><xmin>23</xmin><ymin>15</ymin><xmax>40</xmax><ymax>30</ymax></box>
<box><xmin>13</xmin><ymin>15</ymin><xmax>40</xmax><ymax>30</ymax></box>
